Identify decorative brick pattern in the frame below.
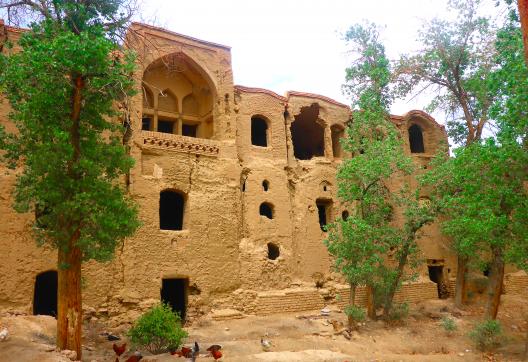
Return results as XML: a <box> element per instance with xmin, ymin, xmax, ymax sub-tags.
<box><xmin>142</xmin><ymin>131</ymin><xmax>220</xmax><ymax>156</ymax></box>
<box><xmin>504</xmin><ymin>274</ymin><xmax>528</xmax><ymax>295</ymax></box>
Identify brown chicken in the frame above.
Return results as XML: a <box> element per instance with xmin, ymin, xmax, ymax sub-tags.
<box><xmin>113</xmin><ymin>342</ymin><xmax>126</xmax><ymax>356</ymax></box>
<box><xmin>211</xmin><ymin>349</ymin><xmax>223</xmax><ymax>360</ymax></box>
<box><xmin>207</xmin><ymin>344</ymin><xmax>222</xmax><ymax>352</ymax></box>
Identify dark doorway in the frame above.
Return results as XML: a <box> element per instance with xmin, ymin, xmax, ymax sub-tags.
<box><xmin>251</xmin><ymin>117</ymin><xmax>268</xmax><ymax>147</ymax></box>
<box><xmin>33</xmin><ymin>271</ymin><xmax>57</xmax><ymax>317</ymax></box>
<box><xmin>291</xmin><ymin>104</ymin><xmax>325</xmax><ymax>160</ymax></box>
<box><xmin>142</xmin><ymin>117</ymin><xmax>152</xmax><ymax>131</ymax></box>
<box><xmin>160</xmin><ymin>190</ymin><xmax>185</xmax><ymax>230</ymax></box>
<box><xmin>408</xmin><ymin>124</ymin><xmax>425</xmax><ymax>153</ymax></box>
<box><xmin>161</xmin><ymin>278</ymin><xmax>188</xmax><ymax>321</ymax></box>
<box><xmin>259</xmin><ymin>202</ymin><xmax>273</xmax><ymax>219</ymax></box>
<box><xmin>428</xmin><ymin>265</ymin><xmax>449</xmax><ymax>299</ymax></box>
<box><xmin>316</xmin><ymin>199</ymin><xmax>333</xmax><ymax>231</ymax></box>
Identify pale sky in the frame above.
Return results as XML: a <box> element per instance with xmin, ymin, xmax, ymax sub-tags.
<box><xmin>137</xmin><ymin>0</ymin><xmax>467</xmax><ymax>119</ymax></box>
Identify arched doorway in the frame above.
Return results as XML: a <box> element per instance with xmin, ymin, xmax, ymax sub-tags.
<box><xmin>33</xmin><ymin>270</ymin><xmax>57</xmax><ymax>317</ymax></box>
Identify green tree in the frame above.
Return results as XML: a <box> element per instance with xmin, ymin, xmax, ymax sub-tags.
<box><xmin>325</xmin><ymin>23</ymin><xmax>434</xmax><ymax>324</ymax></box>
<box><xmin>0</xmin><ymin>1</ymin><xmax>139</xmax><ymax>357</ymax></box>
<box><xmin>396</xmin><ymin>0</ymin><xmax>497</xmax><ymax>307</ymax></box>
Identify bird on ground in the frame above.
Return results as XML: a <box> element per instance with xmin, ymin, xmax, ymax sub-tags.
<box><xmin>191</xmin><ymin>341</ymin><xmax>200</xmax><ymax>361</ymax></box>
<box><xmin>261</xmin><ymin>338</ymin><xmax>272</xmax><ymax>352</ymax></box>
<box><xmin>113</xmin><ymin>342</ymin><xmax>126</xmax><ymax>356</ymax></box>
<box><xmin>207</xmin><ymin>345</ymin><xmax>223</xmax><ymax>360</ymax></box>
<box><xmin>124</xmin><ymin>351</ymin><xmax>142</xmax><ymax>362</ymax></box>
<box><xmin>210</xmin><ymin>349</ymin><xmax>222</xmax><ymax>360</ymax></box>
<box><xmin>176</xmin><ymin>345</ymin><xmax>191</xmax><ymax>357</ymax></box>
<box><xmin>206</xmin><ymin>344</ymin><xmax>222</xmax><ymax>352</ymax></box>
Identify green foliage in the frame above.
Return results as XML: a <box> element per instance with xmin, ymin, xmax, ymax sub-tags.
<box><xmin>344</xmin><ymin>305</ymin><xmax>366</xmax><ymax>323</ymax></box>
<box><xmin>326</xmin><ymin>22</ymin><xmax>435</xmax><ymax>319</ymax></box>
<box><xmin>441</xmin><ymin>316</ymin><xmax>458</xmax><ymax>333</ymax></box>
<box><xmin>469</xmin><ymin>319</ymin><xmax>504</xmax><ymax>351</ymax></box>
<box><xmin>128</xmin><ymin>303</ymin><xmax>188</xmax><ymax>354</ymax></box>
<box><xmin>422</xmin><ymin>140</ymin><xmax>528</xmax><ymax>271</ymax></box>
<box><xmin>0</xmin><ymin>7</ymin><xmax>140</xmax><ymax>261</ymax></box>
<box><xmin>395</xmin><ymin>0</ymin><xmax>496</xmax><ymax>145</ymax></box>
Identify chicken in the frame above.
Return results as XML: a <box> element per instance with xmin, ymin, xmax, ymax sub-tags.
<box><xmin>211</xmin><ymin>349</ymin><xmax>222</xmax><ymax>360</ymax></box>
<box><xmin>113</xmin><ymin>342</ymin><xmax>126</xmax><ymax>356</ymax></box>
<box><xmin>206</xmin><ymin>344</ymin><xmax>222</xmax><ymax>352</ymax></box>
<box><xmin>177</xmin><ymin>346</ymin><xmax>192</xmax><ymax>357</ymax></box>
<box><xmin>207</xmin><ymin>345</ymin><xmax>222</xmax><ymax>360</ymax></box>
<box><xmin>124</xmin><ymin>351</ymin><xmax>142</xmax><ymax>362</ymax></box>
<box><xmin>260</xmin><ymin>338</ymin><xmax>272</xmax><ymax>352</ymax></box>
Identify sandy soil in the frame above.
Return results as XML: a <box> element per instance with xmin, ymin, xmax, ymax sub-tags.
<box><xmin>0</xmin><ymin>294</ymin><xmax>527</xmax><ymax>362</ymax></box>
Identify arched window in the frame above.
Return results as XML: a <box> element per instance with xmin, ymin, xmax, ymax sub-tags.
<box><xmin>341</xmin><ymin>210</ymin><xmax>349</xmax><ymax>221</ymax></box>
<box><xmin>158</xmin><ymin>89</ymin><xmax>178</xmax><ymax>113</ymax></box>
<box><xmin>159</xmin><ymin>190</ymin><xmax>185</xmax><ymax>230</ymax></box>
<box><xmin>262</xmin><ymin>180</ymin><xmax>269</xmax><ymax>192</ymax></box>
<box><xmin>259</xmin><ymin>202</ymin><xmax>273</xmax><ymax>219</ymax></box>
<box><xmin>409</xmin><ymin>124</ymin><xmax>425</xmax><ymax>153</ymax></box>
<box><xmin>251</xmin><ymin>116</ymin><xmax>268</xmax><ymax>147</ymax></box>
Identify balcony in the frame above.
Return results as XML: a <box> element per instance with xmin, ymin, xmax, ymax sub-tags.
<box><xmin>141</xmin><ymin>131</ymin><xmax>220</xmax><ymax>157</ymax></box>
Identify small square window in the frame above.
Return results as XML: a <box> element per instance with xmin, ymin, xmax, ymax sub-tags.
<box><xmin>158</xmin><ymin>119</ymin><xmax>174</xmax><ymax>134</ymax></box>
<box><xmin>182</xmin><ymin>124</ymin><xmax>197</xmax><ymax>137</ymax></box>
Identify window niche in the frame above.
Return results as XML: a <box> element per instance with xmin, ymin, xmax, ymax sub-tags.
<box><xmin>158</xmin><ymin>89</ymin><xmax>178</xmax><ymax>113</ymax></box>
<box><xmin>262</xmin><ymin>180</ymin><xmax>269</xmax><ymax>192</ymax></box>
<box><xmin>267</xmin><ymin>243</ymin><xmax>280</xmax><ymax>260</ymax></box>
<box><xmin>251</xmin><ymin>116</ymin><xmax>269</xmax><ymax>147</ymax></box>
<box><xmin>341</xmin><ymin>210</ymin><xmax>349</xmax><ymax>221</ymax></box>
<box><xmin>409</xmin><ymin>124</ymin><xmax>425</xmax><ymax>153</ymax></box>
<box><xmin>259</xmin><ymin>202</ymin><xmax>274</xmax><ymax>219</ymax></box>
<box><xmin>316</xmin><ymin>199</ymin><xmax>333</xmax><ymax>231</ymax></box>
<box><xmin>159</xmin><ymin>190</ymin><xmax>185</xmax><ymax>231</ymax></box>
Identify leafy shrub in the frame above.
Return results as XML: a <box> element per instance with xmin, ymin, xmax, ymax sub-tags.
<box><xmin>469</xmin><ymin>319</ymin><xmax>504</xmax><ymax>351</ymax></box>
<box><xmin>344</xmin><ymin>305</ymin><xmax>366</xmax><ymax>322</ymax></box>
<box><xmin>441</xmin><ymin>316</ymin><xmax>457</xmax><ymax>334</ymax></box>
<box><xmin>387</xmin><ymin>302</ymin><xmax>409</xmax><ymax>322</ymax></box>
<box><xmin>127</xmin><ymin>303</ymin><xmax>188</xmax><ymax>354</ymax></box>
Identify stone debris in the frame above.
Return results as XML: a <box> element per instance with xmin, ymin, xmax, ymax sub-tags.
<box><xmin>320</xmin><ymin>307</ymin><xmax>331</xmax><ymax>316</ymax></box>
<box><xmin>0</xmin><ymin>327</ymin><xmax>9</xmax><ymax>341</ymax></box>
<box><xmin>60</xmin><ymin>349</ymin><xmax>77</xmax><ymax>361</ymax></box>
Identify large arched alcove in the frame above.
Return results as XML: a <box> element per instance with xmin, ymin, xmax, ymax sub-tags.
<box><xmin>290</xmin><ymin>104</ymin><xmax>325</xmax><ymax>160</ymax></box>
<box><xmin>142</xmin><ymin>53</ymin><xmax>215</xmax><ymax>139</ymax></box>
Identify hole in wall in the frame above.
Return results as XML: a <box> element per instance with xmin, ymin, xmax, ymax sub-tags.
<box><xmin>161</xmin><ymin>278</ymin><xmax>188</xmax><ymax>321</ymax></box>
<box><xmin>259</xmin><ymin>202</ymin><xmax>273</xmax><ymax>219</ymax></box>
<box><xmin>316</xmin><ymin>199</ymin><xmax>333</xmax><ymax>231</ymax></box>
<box><xmin>251</xmin><ymin>116</ymin><xmax>268</xmax><ymax>147</ymax></box>
<box><xmin>267</xmin><ymin>243</ymin><xmax>280</xmax><ymax>260</ymax></box>
<box><xmin>262</xmin><ymin>180</ymin><xmax>269</xmax><ymax>191</ymax></box>
<box><xmin>33</xmin><ymin>271</ymin><xmax>57</xmax><ymax>317</ymax></box>
<box><xmin>342</xmin><ymin>210</ymin><xmax>349</xmax><ymax>221</ymax></box>
<box><xmin>409</xmin><ymin>124</ymin><xmax>425</xmax><ymax>153</ymax></box>
<box><xmin>160</xmin><ymin>190</ymin><xmax>185</xmax><ymax>230</ymax></box>
<box><xmin>291</xmin><ymin>104</ymin><xmax>325</xmax><ymax>160</ymax></box>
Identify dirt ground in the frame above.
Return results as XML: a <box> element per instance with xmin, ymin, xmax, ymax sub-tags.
<box><xmin>0</xmin><ymin>294</ymin><xmax>527</xmax><ymax>362</ymax></box>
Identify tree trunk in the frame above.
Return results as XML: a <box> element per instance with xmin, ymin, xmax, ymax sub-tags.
<box><xmin>56</xmin><ymin>233</ymin><xmax>82</xmax><ymax>359</ymax></box>
<box><xmin>485</xmin><ymin>246</ymin><xmax>505</xmax><ymax>320</ymax></box>
<box><xmin>455</xmin><ymin>255</ymin><xmax>468</xmax><ymax>308</ymax></box>
<box><xmin>366</xmin><ymin>285</ymin><xmax>376</xmax><ymax>319</ymax></box>
<box><xmin>382</xmin><ymin>242</ymin><xmax>409</xmax><ymax>320</ymax></box>
<box><xmin>347</xmin><ymin>284</ymin><xmax>356</xmax><ymax>331</ymax></box>
<box><xmin>518</xmin><ymin>0</ymin><xmax>528</xmax><ymax>66</ymax></box>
